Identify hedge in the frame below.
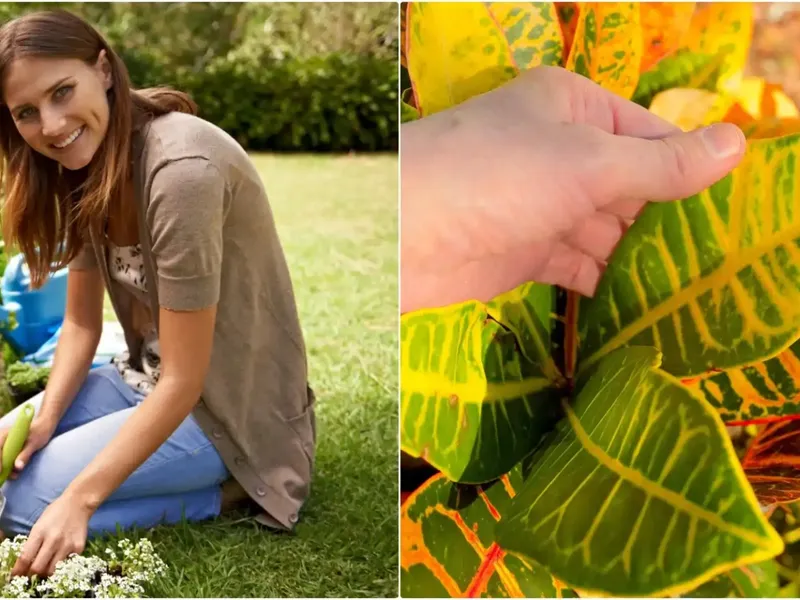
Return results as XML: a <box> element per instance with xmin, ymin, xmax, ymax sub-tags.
<box><xmin>120</xmin><ymin>50</ymin><xmax>398</xmax><ymax>153</ymax></box>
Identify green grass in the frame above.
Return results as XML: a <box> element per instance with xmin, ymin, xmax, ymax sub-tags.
<box><xmin>92</xmin><ymin>153</ymin><xmax>399</xmax><ymax>597</ymax></box>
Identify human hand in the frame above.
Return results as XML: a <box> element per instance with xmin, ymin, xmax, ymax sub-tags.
<box><xmin>0</xmin><ymin>415</ymin><xmax>56</xmax><ymax>480</ymax></box>
<box><xmin>10</xmin><ymin>493</ymin><xmax>91</xmax><ymax>577</ymax></box>
<box><xmin>400</xmin><ymin>66</ymin><xmax>746</xmax><ymax>313</ymax></box>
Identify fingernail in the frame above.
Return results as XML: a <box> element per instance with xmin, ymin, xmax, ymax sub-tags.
<box><xmin>15</xmin><ymin>460</ymin><xmax>22</xmax><ymax>469</ymax></box>
<box><xmin>701</xmin><ymin>124</ymin><xmax>744</xmax><ymax>159</ymax></box>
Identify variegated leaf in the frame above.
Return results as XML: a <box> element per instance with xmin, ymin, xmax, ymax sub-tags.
<box><xmin>739</xmin><ymin>118</ymin><xmax>800</xmax><ymax>141</ymax></box>
<box><xmin>682</xmin><ymin>561</ymin><xmax>780</xmax><ymax>598</ymax></box>
<box><xmin>683</xmin><ymin>341</ymin><xmax>800</xmax><ymax>425</ymax></box>
<box><xmin>555</xmin><ymin>2</ymin><xmax>579</xmax><ymax>62</ymax></box>
<box><xmin>632</xmin><ymin>49</ymin><xmax>727</xmax><ymax>108</ymax></box>
<box><xmin>639</xmin><ymin>2</ymin><xmax>695</xmax><ymax>72</ymax></box>
<box><xmin>400</xmin><ymin>283</ymin><xmax>565</xmax><ymax>483</ymax></box>
<box><xmin>683</xmin><ymin>2</ymin><xmax>754</xmax><ymax>91</ymax></box>
<box><xmin>405</xmin><ymin>2</ymin><xmax>564</xmax><ymax>116</ymax></box>
<box><xmin>401</xmin><ymin>469</ymin><xmax>577</xmax><ymax>597</ymax></box>
<box><xmin>564</xmin><ymin>2</ymin><xmax>642</xmax><ymax>99</ymax></box>
<box><xmin>742</xmin><ymin>419</ymin><xmax>800</xmax><ymax>505</ymax></box>
<box><xmin>577</xmin><ymin>133</ymin><xmax>800</xmax><ymax>379</ymax></box>
<box><xmin>496</xmin><ymin>346</ymin><xmax>784</xmax><ymax>597</ymax></box>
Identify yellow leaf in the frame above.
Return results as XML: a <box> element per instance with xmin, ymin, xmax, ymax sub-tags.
<box><xmin>683</xmin><ymin>3</ymin><xmax>754</xmax><ymax>91</ymax></box>
<box><xmin>565</xmin><ymin>2</ymin><xmax>642</xmax><ymax>99</ymax></box>
<box><xmin>648</xmin><ymin>87</ymin><xmax>735</xmax><ymax>131</ymax></box>
<box><xmin>405</xmin><ymin>2</ymin><xmax>564</xmax><ymax>116</ymax></box>
<box><xmin>736</xmin><ymin>77</ymin><xmax>800</xmax><ymax>120</ymax></box>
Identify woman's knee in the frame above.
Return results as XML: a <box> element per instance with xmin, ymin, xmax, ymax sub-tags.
<box><xmin>0</xmin><ymin>469</ymin><xmax>51</xmax><ymax>536</ymax></box>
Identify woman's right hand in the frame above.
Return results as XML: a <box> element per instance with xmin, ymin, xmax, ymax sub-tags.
<box><xmin>0</xmin><ymin>415</ymin><xmax>56</xmax><ymax>479</ymax></box>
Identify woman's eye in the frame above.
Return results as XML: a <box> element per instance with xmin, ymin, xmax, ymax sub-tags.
<box><xmin>54</xmin><ymin>85</ymin><xmax>73</xmax><ymax>100</ymax></box>
<box><xmin>17</xmin><ymin>107</ymin><xmax>35</xmax><ymax>120</ymax></box>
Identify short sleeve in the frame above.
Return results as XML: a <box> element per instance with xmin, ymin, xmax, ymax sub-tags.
<box><xmin>146</xmin><ymin>157</ymin><xmax>226</xmax><ymax>311</ymax></box>
<box><xmin>68</xmin><ymin>237</ymin><xmax>97</xmax><ymax>271</ymax></box>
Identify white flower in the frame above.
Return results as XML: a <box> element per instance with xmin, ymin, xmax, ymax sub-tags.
<box><xmin>0</xmin><ymin>535</ymin><xmax>167</xmax><ymax>598</ymax></box>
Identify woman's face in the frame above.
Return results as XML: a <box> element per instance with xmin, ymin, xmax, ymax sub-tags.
<box><xmin>3</xmin><ymin>51</ymin><xmax>112</xmax><ymax>170</ymax></box>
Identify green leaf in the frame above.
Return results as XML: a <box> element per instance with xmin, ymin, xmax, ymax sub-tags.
<box><xmin>404</xmin><ymin>2</ymin><xmax>564</xmax><ymax>115</ymax></box>
<box><xmin>496</xmin><ymin>346</ymin><xmax>784</xmax><ymax>597</ymax></box>
<box><xmin>401</xmin><ymin>468</ymin><xmax>577</xmax><ymax>597</ymax></box>
<box><xmin>401</xmin><ymin>100</ymin><xmax>420</xmax><ymax>122</ymax></box>
<box><xmin>563</xmin><ymin>2</ymin><xmax>642</xmax><ymax>100</ymax></box>
<box><xmin>577</xmin><ymin>133</ymin><xmax>800</xmax><ymax>379</ymax></box>
<box><xmin>400</xmin><ymin>283</ymin><xmax>565</xmax><ymax>483</ymax></box>
<box><xmin>683</xmin><ymin>561</ymin><xmax>780</xmax><ymax>598</ymax></box>
<box><xmin>632</xmin><ymin>49</ymin><xmax>727</xmax><ymax>108</ymax></box>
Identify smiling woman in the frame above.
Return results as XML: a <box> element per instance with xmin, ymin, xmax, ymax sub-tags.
<box><xmin>0</xmin><ymin>8</ymin><xmax>316</xmax><ymax>579</ymax></box>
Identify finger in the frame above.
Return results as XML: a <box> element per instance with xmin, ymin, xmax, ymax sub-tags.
<box><xmin>564</xmin><ymin>212</ymin><xmax>626</xmax><ymax>264</ymax></box>
<box><xmin>28</xmin><ymin>538</ymin><xmax>57</xmax><ymax>578</ymax></box>
<box><xmin>602</xmin><ymin>198</ymin><xmax>647</xmax><ymax>221</ymax></box>
<box><xmin>11</xmin><ymin>533</ymin><xmax>43</xmax><ymax>577</ymax></box>
<box><xmin>565</xmin><ymin>67</ymin><xmax>682</xmax><ymax>138</ymax></box>
<box><xmin>15</xmin><ymin>439</ymin><xmax>39</xmax><ymax>473</ymax></box>
<box><xmin>46</xmin><ymin>545</ymin><xmax>69</xmax><ymax>577</ymax></box>
<box><xmin>597</xmin><ymin>123</ymin><xmax>746</xmax><ymax>205</ymax></box>
<box><xmin>535</xmin><ymin>241</ymin><xmax>605</xmax><ymax>297</ymax></box>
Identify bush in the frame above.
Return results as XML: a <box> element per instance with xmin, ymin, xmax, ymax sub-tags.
<box><xmin>127</xmin><ymin>51</ymin><xmax>399</xmax><ymax>153</ymax></box>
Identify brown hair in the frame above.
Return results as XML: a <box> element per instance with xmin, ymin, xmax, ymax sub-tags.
<box><xmin>0</xmin><ymin>9</ymin><xmax>198</xmax><ymax>288</ymax></box>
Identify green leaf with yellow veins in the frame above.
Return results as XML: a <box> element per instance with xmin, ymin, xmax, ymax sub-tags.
<box><xmin>564</xmin><ymin>2</ymin><xmax>642</xmax><ymax>100</ymax></box>
<box><xmin>400</xmin><ymin>283</ymin><xmax>564</xmax><ymax>484</ymax></box>
<box><xmin>496</xmin><ymin>346</ymin><xmax>784</xmax><ymax>597</ymax></box>
<box><xmin>577</xmin><ymin>133</ymin><xmax>800</xmax><ymax>379</ymax></box>
<box><xmin>404</xmin><ymin>2</ymin><xmax>564</xmax><ymax>116</ymax></box>
<box><xmin>682</xmin><ymin>561</ymin><xmax>780</xmax><ymax>598</ymax></box>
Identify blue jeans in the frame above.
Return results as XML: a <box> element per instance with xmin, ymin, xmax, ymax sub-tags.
<box><xmin>0</xmin><ymin>364</ymin><xmax>229</xmax><ymax>538</ymax></box>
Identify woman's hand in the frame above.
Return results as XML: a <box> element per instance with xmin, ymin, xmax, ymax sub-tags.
<box><xmin>10</xmin><ymin>493</ymin><xmax>92</xmax><ymax>577</ymax></box>
<box><xmin>400</xmin><ymin>65</ymin><xmax>746</xmax><ymax>313</ymax></box>
<box><xmin>0</xmin><ymin>415</ymin><xmax>56</xmax><ymax>479</ymax></box>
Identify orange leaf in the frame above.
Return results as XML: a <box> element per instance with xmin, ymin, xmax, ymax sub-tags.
<box><xmin>555</xmin><ymin>2</ymin><xmax>580</xmax><ymax>61</ymax></box>
<box><xmin>743</xmin><ymin>418</ymin><xmax>800</xmax><ymax>505</ymax></box>
<box><xmin>639</xmin><ymin>2</ymin><xmax>695</xmax><ymax>72</ymax></box>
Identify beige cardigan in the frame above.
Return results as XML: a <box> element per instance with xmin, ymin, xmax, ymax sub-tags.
<box><xmin>69</xmin><ymin>111</ymin><xmax>316</xmax><ymax>530</ymax></box>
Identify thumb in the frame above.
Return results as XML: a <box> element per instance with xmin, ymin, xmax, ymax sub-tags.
<box><xmin>603</xmin><ymin>123</ymin><xmax>746</xmax><ymax>204</ymax></box>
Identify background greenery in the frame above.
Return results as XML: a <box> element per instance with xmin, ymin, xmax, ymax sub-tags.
<box><xmin>0</xmin><ymin>2</ymin><xmax>399</xmax><ymax>152</ymax></box>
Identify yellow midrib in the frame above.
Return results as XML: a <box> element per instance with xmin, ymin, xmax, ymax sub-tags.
<box><xmin>402</xmin><ymin>371</ymin><xmax>554</xmax><ymax>405</ymax></box>
<box><xmin>580</xmin><ymin>220</ymin><xmax>800</xmax><ymax>375</ymax></box>
<box><xmin>562</xmin><ymin>398</ymin><xmax>773</xmax><ymax>548</ymax></box>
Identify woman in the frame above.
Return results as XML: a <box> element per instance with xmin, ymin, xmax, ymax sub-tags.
<box><xmin>0</xmin><ymin>9</ymin><xmax>316</xmax><ymax>577</ymax></box>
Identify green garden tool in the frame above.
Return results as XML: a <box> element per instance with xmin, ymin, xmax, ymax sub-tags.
<box><xmin>0</xmin><ymin>402</ymin><xmax>34</xmax><ymax>518</ymax></box>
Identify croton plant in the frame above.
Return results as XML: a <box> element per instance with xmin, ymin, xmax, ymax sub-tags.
<box><xmin>400</xmin><ymin>2</ymin><xmax>800</xmax><ymax>597</ymax></box>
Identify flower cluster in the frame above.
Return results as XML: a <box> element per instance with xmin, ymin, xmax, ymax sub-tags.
<box><xmin>0</xmin><ymin>535</ymin><xmax>168</xmax><ymax>598</ymax></box>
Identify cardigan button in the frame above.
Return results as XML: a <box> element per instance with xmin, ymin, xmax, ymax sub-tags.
<box><xmin>235</xmin><ymin>456</ymin><xmax>245</xmax><ymax>466</ymax></box>
<box><xmin>256</xmin><ymin>487</ymin><xmax>266</xmax><ymax>497</ymax></box>
<box><xmin>288</xmin><ymin>513</ymin><xmax>298</xmax><ymax>524</ymax></box>
<box><xmin>212</xmin><ymin>428</ymin><xmax>222</xmax><ymax>439</ymax></box>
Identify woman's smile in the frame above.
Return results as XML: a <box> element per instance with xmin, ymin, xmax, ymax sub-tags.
<box><xmin>51</xmin><ymin>125</ymin><xmax>85</xmax><ymax>150</ymax></box>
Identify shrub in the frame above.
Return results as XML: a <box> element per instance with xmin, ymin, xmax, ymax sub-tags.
<box><xmin>401</xmin><ymin>3</ymin><xmax>800</xmax><ymax>598</ymax></box>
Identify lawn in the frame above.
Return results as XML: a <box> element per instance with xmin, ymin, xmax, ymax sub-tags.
<box><xmin>89</xmin><ymin>153</ymin><xmax>399</xmax><ymax>597</ymax></box>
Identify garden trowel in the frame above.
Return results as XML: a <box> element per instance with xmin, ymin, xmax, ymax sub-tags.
<box><xmin>0</xmin><ymin>402</ymin><xmax>34</xmax><ymax>520</ymax></box>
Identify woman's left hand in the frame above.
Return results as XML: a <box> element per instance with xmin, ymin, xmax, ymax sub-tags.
<box><xmin>11</xmin><ymin>494</ymin><xmax>92</xmax><ymax>577</ymax></box>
